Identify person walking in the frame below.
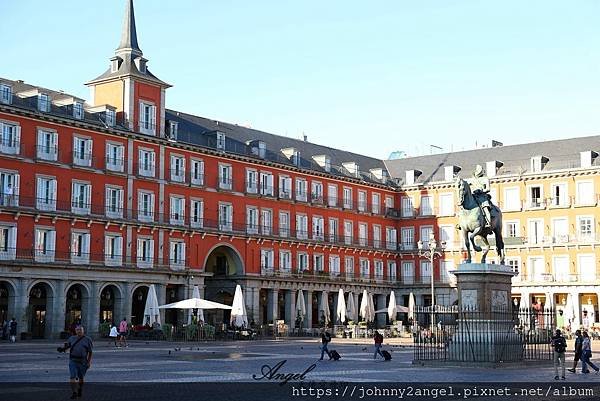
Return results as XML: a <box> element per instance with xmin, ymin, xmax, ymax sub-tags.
<box><xmin>581</xmin><ymin>331</ymin><xmax>600</xmax><ymax>374</ymax></box>
<box><xmin>373</xmin><ymin>330</ymin><xmax>384</xmax><ymax>360</ymax></box>
<box><xmin>118</xmin><ymin>318</ymin><xmax>128</xmax><ymax>348</ymax></box>
<box><xmin>9</xmin><ymin>317</ymin><xmax>17</xmax><ymax>343</ymax></box>
<box><xmin>319</xmin><ymin>330</ymin><xmax>332</xmax><ymax>360</ymax></box>
<box><xmin>109</xmin><ymin>322</ymin><xmax>119</xmax><ymax>347</ymax></box>
<box><xmin>568</xmin><ymin>330</ymin><xmax>583</xmax><ymax>373</ymax></box>
<box><xmin>61</xmin><ymin>325</ymin><xmax>93</xmax><ymax>399</ymax></box>
<box><xmin>550</xmin><ymin>329</ymin><xmax>567</xmax><ymax>380</ymax></box>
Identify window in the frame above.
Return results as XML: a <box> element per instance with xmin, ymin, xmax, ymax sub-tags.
<box><xmin>105</xmin><ymin>109</ymin><xmax>116</xmax><ymax>127</ymax></box>
<box><xmin>0</xmin><ymin>171</ymin><xmax>19</xmax><ymax>207</ymax></box>
<box><xmin>71</xmin><ymin>182</ymin><xmax>91</xmax><ymax>214</ymax></box>
<box><xmin>505</xmin><ymin>221</ymin><xmax>519</xmax><ymax>238</ymax></box>
<box><xmin>528</xmin><ymin>186</ymin><xmax>543</xmax><ymax>208</ymax></box>
<box><xmin>503</xmin><ymin>187</ymin><xmax>520</xmax><ymax>211</ymax></box>
<box><xmin>170</xmin><ymin>241</ymin><xmax>186</xmax><ymax>268</ymax></box>
<box><xmin>551</xmin><ymin>183</ymin><xmax>568</xmax><ymax>207</ymax></box>
<box><xmin>420</xmin><ymin>195</ymin><xmax>433</xmax><ymax>216</ymax></box>
<box><xmin>279</xmin><ymin>211</ymin><xmax>290</xmax><ymax>237</ymax></box>
<box><xmin>170</xmin><ymin>155</ymin><xmax>185</xmax><ymax>183</ymax></box>
<box><xmin>138</xmin><ymin>149</ymin><xmax>155</xmax><ymax>177</ymax></box>
<box><xmin>261</xmin><ymin>249</ymin><xmax>274</xmax><ymax>271</ymax></box>
<box><xmin>311</xmin><ymin>181</ymin><xmax>323</xmax><ymax>203</ymax></box>
<box><xmin>358</xmin><ymin>223</ymin><xmax>368</xmax><ymax>246</ymax></box>
<box><xmin>527</xmin><ymin>219</ymin><xmax>543</xmax><ymax>245</ymax></box>
<box><xmin>137</xmin><ymin>191</ymin><xmax>155</xmax><ymax>222</ymax></box>
<box><xmin>219</xmin><ymin>164</ymin><xmax>232</xmax><ymax>190</ymax></box>
<box><xmin>219</xmin><ymin>203</ymin><xmax>233</xmax><ymax>231</ymax></box>
<box><xmin>0</xmin><ymin>225</ymin><xmax>16</xmax><ymax>260</ymax></box>
<box><xmin>345</xmin><ymin>256</ymin><xmax>354</xmax><ymax>278</ymax></box>
<box><xmin>371</xmin><ymin>193</ymin><xmax>381</xmax><ymax>214</ymax></box>
<box><xmin>73</xmin><ymin>102</ymin><xmax>84</xmax><ymax>119</ymax></box>
<box><xmin>506</xmin><ymin>258</ymin><xmax>520</xmax><ymax>280</ymax></box>
<box><xmin>577</xmin><ymin>216</ymin><xmax>594</xmax><ymax>240</ymax></box>
<box><xmin>246</xmin><ymin>207</ymin><xmax>259</xmax><ymax>234</ymax></box>
<box><xmin>216</xmin><ymin>132</ymin><xmax>226</xmax><ymax>150</ymax></box>
<box><xmin>528</xmin><ymin>257</ymin><xmax>545</xmax><ymax>281</ymax></box>
<box><xmin>552</xmin><ymin>218</ymin><xmax>569</xmax><ymax>243</ymax></box>
<box><xmin>374</xmin><ymin>260</ymin><xmax>384</xmax><ymax>279</ymax></box>
<box><xmin>439</xmin><ymin>225</ymin><xmax>454</xmax><ymax>248</ymax></box>
<box><xmin>343</xmin><ymin>221</ymin><xmax>353</xmax><ymax>245</ymax></box>
<box><xmin>385</xmin><ymin>227</ymin><xmax>397</xmax><ymax>250</ymax></box>
<box><xmin>73</xmin><ymin>137</ymin><xmax>92</xmax><ymax>167</ymax></box>
<box><xmin>373</xmin><ymin>225</ymin><xmax>381</xmax><ymax>248</ymax></box>
<box><xmin>553</xmin><ymin>256</ymin><xmax>569</xmax><ymax>282</ymax></box>
<box><xmin>329</xmin><ymin>218</ymin><xmax>338</xmax><ymax>243</ymax></box>
<box><xmin>279</xmin><ymin>250</ymin><xmax>291</xmax><ymax>272</ymax></box>
<box><xmin>105</xmin><ymin>186</ymin><xmax>123</xmax><ymax>218</ymax></box>
<box><xmin>168</xmin><ymin>121</ymin><xmax>178</xmax><ymax>140</ymax></box>
<box><xmin>358</xmin><ymin>191</ymin><xmax>367</xmax><ymax>212</ymax></box>
<box><xmin>402</xmin><ymin>261</ymin><xmax>415</xmax><ymax>284</ymax></box>
<box><xmin>246</xmin><ymin>169</ymin><xmax>258</xmax><ymax>193</ymax></box>
<box><xmin>0</xmin><ymin>84</ymin><xmax>12</xmax><ymax>104</ymax></box>
<box><xmin>329</xmin><ymin>255</ymin><xmax>340</xmax><ymax>276</ymax></box>
<box><xmin>401</xmin><ymin>196</ymin><xmax>414</xmax><ymax>217</ymax></box>
<box><xmin>104</xmin><ymin>235</ymin><xmax>123</xmax><ymax>266</ymax></box>
<box><xmin>170</xmin><ymin>196</ymin><xmax>185</xmax><ymax>225</ymax></box>
<box><xmin>439</xmin><ymin>193</ymin><xmax>454</xmax><ymax>216</ymax></box>
<box><xmin>296</xmin><ymin>178</ymin><xmax>307</xmax><ymax>202</ymax></box>
<box><xmin>385</xmin><ymin>195</ymin><xmax>394</xmax><ymax>210</ymax></box>
<box><xmin>359</xmin><ymin>258</ymin><xmax>370</xmax><ymax>278</ymax></box>
<box><xmin>136</xmin><ymin>237</ymin><xmax>154</xmax><ymax>267</ymax></box>
<box><xmin>530</xmin><ymin>156</ymin><xmax>544</xmax><ymax>173</ymax></box>
<box><xmin>35</xmin><ymin>228</ymin><xmax>56</xmax><ymax>262</ymax></box>
<box><xmin>420</xmin><ymin>226</ymin><xmax>433</xmax><ymax>247</ymax></box>
<box><xmin>420</xmin><ymin>261</ymin><xmax>432</xmax><ymax>284</ymax></box>
<box><xmin>328</xmin><ymin>184</ymin><xmax>338</xmax><ymax>207</ymax></box>
<box><xmin>190</xmin><ymin>159</ymin><xmax>204</xmax><ymax>186</ymax></box>
<box><xmin>36</xmin><ymin>177</ymin><xmax>57</xmax><ymax>211</ymax></box>
<box><xmin>0</xmin><ymin>121</ymin><xmax>20</xmax><ymax>154</ymax></box>
<box><xmin>279</xmin><ymin>176</ymin><xmax>292</xmax><ymax>199</ymax></box>
<box><xmin>261</xmin><ymin>209</ymin><xmax>272</xmax><ymax>235</ymax></box>
<box><xmin>401</xmin><ymin>227</ymin><xmax>414</xmax><ymax>250</ymax></box>
<box><xmin>296</xmin><ymin>214</ymin><xmax>308</xmax><ymax>239</ymax></box>
<box><xmin>106</xmin><ymin>143</ymin><xmax>124</xmax><ymax>172</ymax></box>
<box><xmin>71</xmin><ymin>232</ymin><xmax>90</xmax><ymax>264</ymax></box>
<box><xmin>576</xmin><ymin>181</ymin><xmax>594</xmax><ymax>206</ymax></box>
<box><xmin>190</xmin><ymin>199</ymin><xmax>204</xmax><ymax>228</ymax></box>
<box><xmin>312</xmin><ymin>216</ymin><xmax>324</xmax><ymax>240</ymax></box>
<box><xmin>38</xmin><ymin>93</ymin><xmax>50</xmax><ymax>112</ymax></box>
<box><xmin>388</xmin><ymin>261</ymin><xmax>397</xmax><ymax>282</ymax></box>
<box><xmin>343</xmin><ymin>187</ymin><xmax>353</xmax><ymax>209</ymax></box>
<box><xmin>139</xmin><ymin>102</ymin><xmax>156</xmax><ymax>135</ymax></box>
<box><xmin>440</xmin><ymin>260</ymin><xmax>455</xmax><ymax>284</ymax></box>
<box><xmin>298</xmin><ymin>252</ymin><xmax>309</xmax><ymax>272</ymax></box>
<box><xmin>37</xmin><ymin>129</ymin><xmax>58</xmax><ymax>161</ymax></box>
<box><xmin>314</xmin><ymin>254</ymin><xmax>324</xmax><ymax>272</ymax></box>
<box><xmin>260</xmin><ymin>172</ymin><xmax>274</xmax><ymax>196</ymax></box>
<box><xmin>578</xmin><ymin>254</ymin><xmax>596</xmax><ymax>282</ymax></box>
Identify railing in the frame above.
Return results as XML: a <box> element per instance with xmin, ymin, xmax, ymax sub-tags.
<box><xmin>169</xmin><ymin>168</ymin><xmax>186</xmax><ymax>183</ymax></box>
<box><xmin>105</xmin><ymin>156</ymin><xmax>125</xmax><ymax>173</ymax></box>
<box><xmin>134</xmin><ymin>163</ymin><xmax>156</xmax><ymax>178</ymax></box>
<box><xmin>259</xmin><ymin>266</ymin><xmax>399</xmax><ymax>283</ymax></box>
<box><xmin>0</xmin><ymin>137</ymin><xmax>20</xmax><ymax>155</ymax></box>
<box><xmin>218</xmin><ymin>177</ymin><xmax>233</xmax><ymax>190</ymax></box>
<box><xmin>71</xmin><ymin>151</ymin><xmax>94</xmax><ymax>168</ymax></box>
<box><xmin>35</xmin><ymin>145</ymin><xmax>58</xmax><ymax>161</ymax></box>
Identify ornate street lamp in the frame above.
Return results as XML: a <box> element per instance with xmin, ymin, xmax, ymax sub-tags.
<box><xmin>417</xmin><ymin>232</ymin><xmax>445</xmax><ymax>330</ymax></box>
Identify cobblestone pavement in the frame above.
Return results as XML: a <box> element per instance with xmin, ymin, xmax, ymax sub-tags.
<box><xmin>0</xmin><ymin>338</ymin><xmax>599</xmax><ymax>383</ymax></box>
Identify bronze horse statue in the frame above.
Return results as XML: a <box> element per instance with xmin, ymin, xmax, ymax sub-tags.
<box><xmin>456</xmin><ymin>177</ymin><xmax>505</xmax><ymax>264</ymax></box>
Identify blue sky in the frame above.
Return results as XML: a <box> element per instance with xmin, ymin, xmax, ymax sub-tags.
<box><xmin>2</xmin><ymin>0</ymin><xmax>599</xmax><ymax>160</ymax></box>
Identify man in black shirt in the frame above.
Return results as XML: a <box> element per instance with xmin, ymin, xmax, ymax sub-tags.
<box><xmin>568</xmin><ymin>330</ymin><xmax>583</xmax><ymax>373</ymax></box>
<box><xmin>62</xmin><ymin>325</ymin><xmax>93</xmax><ymax>399</ymax></box>
<box><xmin>550</xmin><ymin>329</ymin><xmax>567</xmax><ymax>380</ymax></box>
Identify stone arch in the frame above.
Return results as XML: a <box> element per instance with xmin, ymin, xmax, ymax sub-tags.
<box><xmin>130</xmin><ymin>284</ymin><xmax>150</xmax><ymax>326</ymax></box>
<box><xmin>64</xmin><ymin>282</ymin><xmax>91</xmax><ymax>332</ymax></box>
<box><xmin>98</xmin><ymin>283</ymin><xmax>124</xmax><ymax>327</ymax></box>
<box><xmin>27</xmin><ymin>281</ymin><xmax>55</xmax><ymax>339</ymax></box>
<box><xmin>203</xmin><ymin>243</ymin><xmax>245</xmax><ymax>276</ymax></box>
<box><xmin>0</xmin><ymin>279</ymin><xmax>17</xmax><ymax>324</ymax></box>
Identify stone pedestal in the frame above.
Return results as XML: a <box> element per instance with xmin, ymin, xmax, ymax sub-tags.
<box><xmin>447</xmin><ymin>263</ymin><xmax>522</xmax><ymax>363</ymax></box>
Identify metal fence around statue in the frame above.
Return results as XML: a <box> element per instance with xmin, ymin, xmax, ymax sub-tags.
<box><xmin>412</xmin><ymin>306</ymin><xmax>554</xmax><ymax>363</ymax></box>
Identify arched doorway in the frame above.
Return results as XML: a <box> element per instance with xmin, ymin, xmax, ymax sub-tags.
<box><xmin>203</xmin><ymin>244</ymin><xmax>244</xmax><ymax>328</ymax></box>
<box><xmin>100</xmin><ymin>285</ymin><xmax>122</xmax><ymax>325</ymax></box>
<box><xmin>131</xmin><ymin>286</ymin><xmax>148</xmax><ymax>326</ymax></box>
<box><xmin>0</xmin><ymin>281</ymin><xmax>13</xmax><ymax>324</ymax></box>
<box><xmin>29</xmin><ymin>282</ymin><xmax>53</xmax><ymax>339</ymax></box>
<box><xmin>164</xmin><ymin>285</ymin><xmax>183</xmax><ymax>325</ymax></box>
<box><xmin>259</xmin><ymin>289</ymin><xmax>268</xmax><ymax>324</ymax></box>
<box><xmin>65</xmin><ymin>284</ymin><xmax>89</xmax><ymax>333</ymax></box>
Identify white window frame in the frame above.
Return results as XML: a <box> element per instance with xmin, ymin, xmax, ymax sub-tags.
<box><xmin>386</xmin><ymin>227</ymin><xmax>397</xmax><ymax>250</ymax></box>
<box><xmin>105</xmin><ymin>185</ymin><xmax>124</xmax><ymax>219</ymax></box>
<box><xmin>311</xmin><ymin>181</ymin><xmax>323</xmax><ymax>203</ymax></box>
<box><xmin>105</xmin><ymin>142</ymin><xmax>125</xmax><ymax>172</ymax></box>
<box><xmin>219</xmin><ymin>202</ymin><xmax>233</xmax><ymax>231</ymax></box>
<box><xmin>137</xmin><ymin>191</ymin><xmax>155</xmax><ymax>222</ymax></box>
<box><xmin>401</xmin><ymin>227</ymin><xmax>414</xmax><ymax>250</ymax></box>
<box><xmin>246</xmin><ymin>169</ymin><xmax>258</xmax><ymax>194</ymax></box>
<box><xmin>170</xmin><ymin>155</ymin><xmax>186</xmax><ymax>183</ymax></box>
<box><xmin>420</xmin><ymin>260</ymin><xmax>432</xmax><ymax>284</ymax></box>
<box><xmin>576</xmin><ymin>180</ymin><xmax>595</xmax><ymax>206</ymax></box>
<box><xmin>170</xmin><ymin>195</ymin><xmax>185</xmax><ymax>225</ymax></box>
<box><xmin>314</xmin><ymin>254</ymin><xmax>324</xmax><ymax>272</ymax></box>
<box><xmin>372</xmin><ymin>193</ymin><xmax>381</xmax><ymax>214</ymax></box>
<box><xmin>402</xmin><ymin>261</ymin><xmax>415</xmax><ymax>284</ymax></box>
<box><xmin>73</xmin><ymin>102</ymin><xmax>84</xmax><ymax>120</ymax></box>
<box><xmin>36</xmin><ymin>176</ymin><xmax>57</xmax><ymax>211</ymax></box>
<box><xmin>34</xmin><ymin>227</ymin><xmax>56</xmax><ymax>262</ymax></box>
<box><xmin>260</xmin><ymin>172</ymin><xmax>274</xmax><ymax>196</ymax></box>
<box><xmin>138</xmin><ymin>148</ymin><xmax>156</xmax><ymax>178</ymax></box>
<box><xmin>359</xmin><ymin>258</ymin><xmax>370</xmax><ymax>278</ymax></box>
<box><xmin>279</xmin><ymin>176</ymin><xmax>292</xmax><ymax>199</ymax></box>
<box><xmin>37</xmin><ymin>129</ymin><xmax>58</xmax><ymax>161</ymax></box>
<box><xmin>345</xmin><ymin>256</ymin><xmax>354</xmax><ymax>278</ymax></box>
<box><xmin>420</xmin><ymin>195</ymin><xmax>433</xmax><ymax>216</ymax></box>
<box><xmin>550</xmin><ymin>182</ymin><xmax>568</xmax><ymax>207</ymax></box>
<box><xmin>357</xmin><ymin>190</ymin><xmax>367</xmax><ymax>212</ymax></box>
<box><xmin>104</xmin><ymin>234</ymin><xmax>123</xmax><ymax>267</ymax></box>
<box><xmin>38</xmin><ymin>93</ymin><xmax>50</xmax><ymax>112</ymax></box>
<box><xmin>190</xmin><ymin>159</ymin><xmax>204</xmax><ymax>186</ymax></box>
<box><xmin>387</xmin><ymin>261</ymin><xmax>397</xmax><ymax>282</ymax></box>
<box><xmin>298</xmin><ymin>252</ymin><xmax>309</xmax><ymax>273</ymax></box>
<box><xmin>343</xmin><ymin>220</ymin><xmax>353</xmax><ymax>245</ymax></box>
<box><xmin>343</xmin><ymin>187</ymin><xmax>353</xmax><ymax>209</ymax></box>
<box><xmin>0</xmin><ymin>170</ymin><xmax>19</xmax><ymax>207</ymax></box>
<box><xmin>577</xmin><ymin>215</ymin><xmax>595</xmax><ymax>241</ymax></box>
<box><xmin>578</xmin><ymin>254</ymin><xmax>596</xmax><ymax>282</ymax></box>
<box><xmin>439</xmin><ymin>193</ymin><xmax>454</xmax><ymax>216</ymax></box>
<box><xmin>327</xmin><ymin>184</ymin><xmax>338</xmax><ymax>207</ymax></box>
<box><xmin>296</xmin><ymin>214</ymin><xmax>308</xmax><ymax>239</ymax></box>
<box><xmin>329</xmin><ymin>255</ymin><xmax>340</xmax><ymax>276</ymax></box>
<box><xmin>70</xmin><ymin>231</ymin><xmax>90</xmax><ymax>264</ymax></box>
<box><xmin>71</xmin><ymin>181</ymin><xmax>91</xmax><ymax>215</ymax></box>
<box><xmin>0</xmin><ymin>84</ymin><xmax>12</xmax><ymax>104</ymax></box>
<box><xmin>279</xmin><ymin>211</ymin><xmax>290</xmax><ymax>237</ymax></box>
<box><xmin>295</xmin><ymin>178</ymin><xmax>308</xmax><ymax>202</ymax></box>
<box><xmin>312</xmin><ymin>216</ymin><xmax>324</xmax><ymax>241</ymax></box>
<box><xmin>246</xmin><ymin>206</ymin><xmax>259</xmax><ymax>234</ymax></box>
<box><xmin>261</xmin><ymin>209</ymin><xmax>272</xmax><ymax>236</ymax></box>
<box><xmin>0</xmin><ymin>224</ymin><xmax>17</xmax><ymax>260</ymax></box>
<box><xmin>374</xmin><ymin>260</ymin><xmax>384</xmax><ymax>279</ymax></box>
<box><xmin>139</xmin><ymin>101</ymin><xmax>157</xmax><ymax>135</ymax></box>
<box><xmin>373</xmin><ymin>225</ymin><xmax>381</xmax><ymax>248</ymax></box>
<box><xmin>169</xmin><ymin>240</ymin><xmax>186</xmax><ymax>269</ymax></box>
<box><xmin>136</xmin><ymin>237</ymin><xmax>155</xmax><ymax>268</ymax></box>
<box><xmin>0</xmin><ymin>121</ymin><xmax>21</xmax><ymax>155</ymax></box>
<box><xmin>190</xmin><ymin>199</ymin><xmax>204</xmax><ymax>229</ymax></box>
<box><xmin>401</xmin><ymin>196</ymin><xmax>414</xmax><ymax>217</ymax></box>
<box><xmin>279</xmin><ymin>250</ymin><xmax>292</xmax><ymax>273</ymax></box>
<box><xmin>503</xmin><ymin>186</ymin><xmax>521</xmax><ymax>211</ymax></box>
<box><xmin>219</xmin><ymin>164</ymin><xmax>232</xmax><ymax>190</ymax></box>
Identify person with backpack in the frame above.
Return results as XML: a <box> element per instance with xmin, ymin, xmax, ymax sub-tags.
<box><xmin>550</xmin><ymin>329</ymin><xmax>567</xmax><ymax>380</ymax></box>
<box><xmin>581</xmin><ymin>331</ymin><xmax>600</xmax><ymax>374</ymax></box>
<box><xmin>568</xmin><ymin>330</ymin><xmax>583</xmax><ymax>373</ymax></box>
<box><xmin>373</xmin><ymin>330</ymin><xmax>384</xmax><ymax>360</ymax></box>
<box><xmin>319</xmin><ymin>330</ymin><xmax>332</xmax><ymax>361</ymax></box>
<box><xmin>9</xmin><ymin>317</ymin><xmax>17</xmax><ymax>343</ymax></box>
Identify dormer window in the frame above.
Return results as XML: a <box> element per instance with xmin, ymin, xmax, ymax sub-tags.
<box><xmin>281</xmin><ymin>147</ymin><xmax>300</xmax><ymax>166</ymax></box>
<box><xmin>216</xmin><ymin>132</ymin><xmax>226</xmax><ymax>150</ymax></box>
<box><xmin>134</xmin><ymin>57</ymin><xmax>147</xmax><ymax>73</ymax></box>
<box><xmin>444</xmin><ymin>165</ymin><xmax>461</xmax><ymax>182</ymax></box>
<box><xmin>405</xmin><ymin>169</ymin><xmax>422</xmax><ymax>185</ymax></box>
<box><xmin>0</xmin><ymin>84</ymin><xmax>12</xmax><ymax>104</ymax></box>
<box><xmin>248</xmin><ymin>140</ymin><xmax>266</xmax><ymax>159</ymax></box>
<box><xmin>312</xmin><ymin>155</ymin><xmax>331</xmax><ymax>173</ymax></box>
<box><xmin>369</xmin><ymin>168</ymin><xmax>388</xmax><ymax>181</ymax></box>
<box><xmin>106</xmin><ymin>109</ymin><xmax>116</xmax><ymax>127</ymax></box>
<box><xmin>110</xmin><ymin>59</ymin><xmax>119</xmax><ymax>73</ymax></box>
<box><xmin>73</xmin><ymin>102</ymin><xmax>84</xmax><ymax>120</ymax></box>
<box><xmin>168</xmin><ymin>121</ymin><xmax>178</xmax><ymax>141</ymax></box>
<box><xmin>342</xmin><ymin>162</ymin><xmax>360</xmax><ymax>178</ymax></box>
<box><xmin>580</xmin><ymin>151</ymin><xmax>598</xmax><ymax>168</ymax></box>
<box><xmin>38</xmin><ymin>93</ymin><xmax>50</xmax><ymax>112</ymax></box>
<box><xmin>530</xmin><ymin>156</ymin><xmax>548</xmax><ymax>173</ymax></box>
<box><xmin>486</xmin><ymin>160</ymin><xmax>503</xmax><ymax>178</ymax></box>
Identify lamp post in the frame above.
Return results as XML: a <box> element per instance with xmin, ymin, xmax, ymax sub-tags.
<box><xmin>417</xmin><ymin>232</ymin><xmax>445</xmax><ymax>330</ymax></box>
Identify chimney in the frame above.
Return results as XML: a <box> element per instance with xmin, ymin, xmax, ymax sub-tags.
<box><xmin>303</xmin><ymin>133</ymin><xmax>307</xmax><ymax>142</ymax></box>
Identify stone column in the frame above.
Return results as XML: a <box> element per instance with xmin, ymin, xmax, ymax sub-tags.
<box><xmin>51</xmin><ymin>280</ymin><xmax>66</xmax><ymax>338</ymax></box>
<box><xmin>245</xmin><ymin>286</ymin><xmax>260</xmax><ymax>326</ymax></box>
<box><xmin>305</xmin><ymin>290</ymin><xmax>313</xmax><ymax>329</ymax></box>
<box><xmin>377</xmin><ymin>294</ymin><xmax>387</xmax><ymax>328</ymax></box>
<box><xmin>87</xmin><ymin>281</ymin><xmax>100</xmax><ymax>336</ymax></box>
<box><xmin>571</xmin><ymin>291</ymin><xmax>581</xmax><ymax>329</ymax></box>
<box><xmin>122</xmin><ymin>282</ymin><xmax>133</xmax><ymax>324</ymax></box>
<box><xmin>319</xmin><ymin>291</ymin><xmax>328</xmax><ymax>327</ymax></box>
<box><xmin>267</xmin><ymin>289</ymin><xmax>278</xmax><ymax>323</ymax></box>
<box><xmin>332</xmin><ymin>291</ymin><xmax>339</xmax><ymax>325</ymax></box>
<box><xmin>156</xmin><ymin>283</ymin><xmax>167</xmax><ymax>325</ymax></box>
<box><xmin>285</xmin><ymin>289</ymin><xmax>296</xmax><ymax>329</ymax></box>
<box><xmin>15</xmin><ymin>278</ymin><xmax>30</xmax><ymax>333</ymax></box>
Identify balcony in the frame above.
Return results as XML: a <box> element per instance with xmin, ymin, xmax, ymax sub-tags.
<box><xmin>259</xmin><ymin>185</ymin><xmax>275</xmax><ymax>197</ymax></box>
<box><xmin>548</xmin><ymin>197</ymin><xmax>571</xmax><ymax>209</ymax></box>
<box><xmin>105</xmin><ymin>156</ymin><xmax>125</xmax><ymax>173</ymax></box>
<box><xmin>190</xmin><ymin>171</ymin><xmax>204</xmax><ymax>186</ymax></box>
<box><xmin>573</xmin><ymin>194</ymin><xmax>599</xmax><ymax>208</ymax></box>
<box><xmin>311</xmin><ymin>193</ymin><xmax>324</xmax><ymax>205</ymax></box>
<box><xmin>245</xmin><ymin>181</ymin><xmax>258</xmax><ymax>195</ymax></box>
<box><xmin>72</xmin><ymin>151</ymin><xmax>93</xmax><ymax>168</ymax></box>
<box><xmin>278</xmin><ymin>189</ymin><xmax>292</xmax><ymax>200</ymax></box>
<box><xmin>295</xmin><ymin>190</ymin><xmax>308</xmax><ymax>203</ymax></box>
<box><xmin>170</xmin><ymin>169</ymin><xmax>186</xmax><ymax>184</ymax></box>
<box><xmin>218</xmin><ymin>177</ymin><xmax>233</xmax><ymax>191</ymax></box>
<box><xmin>418</xmin><ymin>206</ymin><xmax>436</xmax><ymax>217</ymax></box>
<box><xmin>138</xmin><ymin>120</ymin><xmax>156</xmax><ymax>136</ymax></box>
<box><xmin>135</xmin><ymin>163</ymin><xmax>155</xmax><ymax>178</ymax></box>
<box><xmin>525</xmin><ymin>198</ymin><xmax>545</xmax><ymax>210</ymax></box>
<box><xmin>327</xmin><ymin>196</ymin><xmax>340</xmax><ymax>208</ymax></box>
<box><xmin>0</xmin><ymin>137</ymin><xmax>20</xmax><ymax>155</ymax></box>
<box><xmin>36</xmin><ymin>145</ymin><xmax>58</xmax><ymax>162</ymax></box>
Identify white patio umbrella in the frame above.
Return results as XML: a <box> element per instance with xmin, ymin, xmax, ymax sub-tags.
<box><xmin>387</xmin><ymin>291</ymin><xmax>397</xmax><ymax>321</ymax></box>
<box><xmin>185</xmin><ymin>285</ymin><xmax>203</xmax><ymax>324</ymax></box>
<box><xmin>230</xmin><ymin>285</ymin><xmax>248</xmax><ymax>328</ymax></box>
<box><xmin>320</xmin><ymin>291</ymin><xmax>331</xmax><ymax>326</ymax></box>
<box><xmin>160</xmin><ymin>297</ymin><xmax>232</xmax><ymax>310</ymax></box>
<box><xmin>408</xmin><ymin>292</ymin><xmax>416</xmax><ymax>330</ymax></box>
<box><xmin>519</xmin><ymin>294</ymin><xmax>530</xmax><ymax>311</ymax></box>
<box><xmin>368</xmin><ymin>292</ymin><xmax>375</xmax><ymax>323</ymax></box>
<box><xmin>564</xmin><ymin>293</ymin><xmax>575</xmax><ymax>332</ymax></box>
<box><xmin>336</xmin><ymin>289</ymin><xmax>346</xmax><ymax>323</ymax></box>
<box><xmin>346</xmin><ymin>292</ymin><xmax>357</xmax><ymax>321</ymax></box>
<box><xmin>296</xmin><ymin>290</ymin><xmax>306</xmax><ymax>322</ymax></box>
<box><xmin>143</xmin><ymin>284</ymin><xmax>161</xmax><ymax>325</ymax></box>
<box><xmin>360</xmin><ymin>290</ymin><xmax>369</xmax><ymax>321</ymax></box>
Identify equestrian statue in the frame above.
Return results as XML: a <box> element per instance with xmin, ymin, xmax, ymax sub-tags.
<box><xmin>456</xmin><ymin>165</ymin><xmax>505</xmax><ymax>264</ymax></box>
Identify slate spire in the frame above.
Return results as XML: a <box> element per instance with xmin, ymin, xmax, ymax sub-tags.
<box><xmin>116</xmin><ymin>0</ymin><xmax>142</xmax><ymax>57</ymax></box>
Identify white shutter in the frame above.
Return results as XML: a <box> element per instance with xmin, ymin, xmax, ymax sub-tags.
<box><xmin>139</xmin><ymin>102</ymin><xmax>145</xmax><ymax>126</ymax></box>
<box><xmin>36</xmin><ymin>131</ymin><xmax>43</xmax><ymax>148</ymax></box>
<box><xmin>71</xmin><ymin>182</ymin><xmax>76</xmax><ymax>207</ymax></box>
<box><xmin>180</xmin><ymin>242</ymin><xmax>186</xmax><ymax>264</ymax></box>
<box><xmin>83</xmin><ymin>233</ymin><xmax>90</xmax><ymax>255</ymax></box>
<box><xmin>9</xmin><ymin>226</ymin><xmax>17</xmax><ymax>252</ymax></box>
<box><xmin>149</xmin><ymin>193</ymin><xmax>155</xmax><ymax>218</ymax></box>
<box><xmin>104</xmin><ymin>236</ymin><xmax>111</xmax><ymax>259</ymax></box>
<box><xmin>85</xmin><ymin>139</ymin><xmax>92</xmax><ymax>160</ymax></box>
<box><xmin>36</xmin><ymin>178</ymin><xmax>42</xmax><ymax>205</ymax></box>
<box><xmin>118</xmin><ymin>189</ymin><xmax>123</xmax><ymax>216</ymax></box>
<box><xmin>48</xmin><ymin>230</ymin><xmax>56</xmax><ymax>258</ymax></box>
<box><xmin>117</xmin><ymin>145</ymin><xmax>124</xmax><ymax>168</ymax></box>
<box><xmin>116</xmin><ymin>236</ymin><xmax>122</xmax><ymax>261</ymax></box>
<box><xmin>137</xmin><ymin>239</ymin><xmax>143</xmax><ymax>262</ymax></box>
<box><xmin>15</xmin><ymin>126</ymin><xmax>21</xmax><ymax>152</ymax></box>
<box><xmin>150</xmin><ymin>106</ymin><xmax>156</xmax><ymax>131</ymax></box>
<box><xmin>149</xmin><ymin>239</ymin><xmax>154</xmax><ymax>263</ymax></box>
<box><xmin>149</xmin><ymin>151</ymin><xmax>155</xmax><ymax>175</ymax></box>
<box><xmin>85</xmin><ymin>184</ymin><xmax>91</xmax><ymax>210</ymax></box>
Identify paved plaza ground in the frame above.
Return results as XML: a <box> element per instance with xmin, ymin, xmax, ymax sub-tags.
<box><xmin>1</xmin><ymin>337</ymin><xmax>599</xmax><ymax>383</ymax></box>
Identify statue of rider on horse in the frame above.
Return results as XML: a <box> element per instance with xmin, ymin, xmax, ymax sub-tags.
<box><xmin>456</xmin><ymin>165</ymin><xmax>505</xmax><ymax>265</ymax></box>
